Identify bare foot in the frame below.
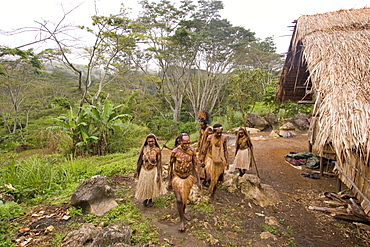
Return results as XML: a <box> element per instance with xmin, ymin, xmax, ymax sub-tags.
<box><xmin>184</xmin><ymin>213</ymin><xmax>191</xmax><ymax>221</ymax></box>
<box><xmin>146</xmin><ymin>201</ymin><xmax>153</xmax><ymax>207</ymax></box>
<box><xmin>178</xmin><ymin>221</ymin><xmax>185</xmax><ymax>232</ymax></box>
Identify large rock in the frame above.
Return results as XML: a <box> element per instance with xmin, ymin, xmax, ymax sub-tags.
<box><xmin>61</xmin><ymin>223</ymin><xmax>101</xmax><ymax>247</ymax></box>
<box><xmin>291</xmin><ymin>113</ymin><xmax>310</xmax><ymax>131</ymax></box>
<box><xmin>90</xmin><ymin>221</ymin><xmax>132</xmax><ymax>247</ymax></box>
<box><xmin>264</xmin><ymin>113</ymin><xmax>279</xmax><ymax>129</ymax></box>
<box><xmin>245</xmin><ymin>113</ymin><xmax>271</xmax><ymax>131</ymax></box>
<box><xmin>279</xmin><ymin>122</ymin><xmax>296</xmax><ymax>138</ymax></box>
<box><xmin>269</xmin><ymin>130</ymin><xmax>280</xmax><ymax>138</ymax></box>
<box><xmin>236</xmin><ymin>174</ymin><xmax>280</xmax><ymax>207</ymax></box>
<box><xmin>71</xmin><ymin>175</ymin><xmax>118</xmax><ymax>216</ymax></box>
<box><xmin>279</xmin><ymin>130</ymin><xmax>295</xmax><ymax>138</ymax></box>
<box><xmin>222</xmin><ymin>172</ymin><xmax>238</xmax><ymax>193</ymax></box>
<box><xmin>279</xmin><ymin>122</ymin><xmax>295</xmax><ymax>130</ymax></box>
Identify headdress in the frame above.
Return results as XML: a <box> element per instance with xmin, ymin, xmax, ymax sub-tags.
<box><xmin>198</xmin><ymin>110</ymin><xmax>211</xmax><ymax>125</ymax></box>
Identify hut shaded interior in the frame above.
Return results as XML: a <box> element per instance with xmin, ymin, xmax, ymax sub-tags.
<box><xmin>277</xmin><ymin>35</ymin><xmax>312</xmax><ymax>103</ymax></box>
<box><xmin>277</xmin><ymin>8</ymin><xmax>370</xmax><ymax>215</ymax></box>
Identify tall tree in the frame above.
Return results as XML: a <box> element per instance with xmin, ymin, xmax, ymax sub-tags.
<box><xmin>137</xmin><ymin>0</ymin><xmax>196</xmax><ymax>121</ymax></box>
<box><xmin>138</xmin><ymin>0</ymin><xmax>256</xmax><ymax>121</ymax></box>
<box><xmin>185</xmin><ymin>18</ymin><xmax>255</xmax><ymax>117</ymax></box>
<box><xmin>0</xmin><ymin>47</ymin><xmax>42</xmax><ymax>133</ymax></box>
<box><xmin>39</xmin><ymin>7</ymin><xmax>140</xmax><ymax>114</ymax></box>
<box><xmin>242</xmin><ymin>37</ymin><xmax>284</xmax><ymax>91</ymax></box>
<box><xmin>229</xmin><ymin>68</ymin><xmax>268</xmax><ymax>124</ymax></box>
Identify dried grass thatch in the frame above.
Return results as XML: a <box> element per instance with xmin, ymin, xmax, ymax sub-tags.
<box><xmin>279</xmin><ymin>8</ymin><xmax>370</xmax><ymax>215</ymax></box>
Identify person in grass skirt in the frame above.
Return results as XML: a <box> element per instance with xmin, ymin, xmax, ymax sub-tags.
<box><xmin>135</xmin><ymin>134</ymin><xmax>166</xmax><ymax>207</ymax></box>
<box><xmin>200</xmin><ymin>124</ymin><xmax>229</xmax><ymax>198</ymax></box>
<box><xmin>168</xmin><ymin>134</ymin><xmax>202</xmax><ymax>232</ymax></box>
<box><xmin>234</xmin><ymin>127</ymin><xmax>254</xmax><ymax>177</ymax></box>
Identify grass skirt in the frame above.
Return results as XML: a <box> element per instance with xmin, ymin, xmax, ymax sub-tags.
<box><xmin>135</xmin><ymin>167</ymin><xmax>166</xmax><ymax>200</ymax></box>
<box><xmin>172</xmin><ymin>174</ymin><xmax>195</xmax><ymax>204</ymax></box>
<box><xmin>198</xmin><ymin>160</ymin><xmax>206</xmax><ymax>179</ymax></box>
<box><xmin>234</xmin><ymin>148</ymin><xmax>253</xmax><ymax>170</ymax></box>
<box><xmin>198</xmin><ymin>156</ymin><xmax>212</xmax><ymax>179</ymax></box>
<box><xmin>209</xmin><ymin>161</ymin><xmax>225</xmax><ymax>191</ymax></box>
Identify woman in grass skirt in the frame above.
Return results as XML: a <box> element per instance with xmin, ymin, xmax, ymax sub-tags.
<box><xmin>135</xmin><ymin>134</ymin><xmax>165</xmax><ymax>207</ymax></box>
<box><xmin>234</xmin><ymin>127</ymin><xmax>254</xmax><ymax>177</ymax></box>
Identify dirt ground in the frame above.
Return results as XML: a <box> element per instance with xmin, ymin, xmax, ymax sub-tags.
<box><xmin>142</xmin><ymin>131</ymin><xmax>370</xmax><ymax>247</ymax></box>
<box><xmin>15</xmin><ymin>131</ymin><xmax>370</xmax><ymax>247</ymax></box>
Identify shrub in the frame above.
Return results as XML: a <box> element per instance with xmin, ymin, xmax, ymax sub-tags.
<box><xmin>273</xmin><ymin>101</ymin><xmax>312</xmax><ymax>119</ymax></box>
<box><xmin>107</xmin><ymin>123</ymin><xmax>149</xmax><ymax>153</ymax></box>
<box><xmin>213</xmin><ymin>108</ymin><xmax>244</xmax><ymax>131</ymax></box>
<box><xmin>49</xmin><ymin>97</ymin><xmax>74</xmax><ymax>109</ymax></box>
<box><xmin>0</xmin><ymin>201</ymin><xmax>24</xmax><ymax>220</ymax></box>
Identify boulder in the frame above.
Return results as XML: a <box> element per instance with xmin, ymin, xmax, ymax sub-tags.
<box><xmin>264</xmin><ymin>113</ymin><xmax>279</xmax><ymax>129</ymax></box>
<box><xmin>291</xmin><ymin>113</ymin><xmax>310</xmax><ymax>131</ymax></box>
<box><xmin>222</xmin><ymin>172</ymin><xmax>280</xmax><ymax>206</ymax></box>
<box><xmin>269</xmin><ymin>130</ymin><xmax>280</xmax><ymax>138</ymax></box>
<box><xmin>70</xmin><ymin>175</ymin><xmax>118</xmax><ymax>216</ymax></box>
<box><xmin>222</xmin><ymin>172</ymin><xmax>238</xmax><ymax>193</ymax></box>
<box><xmin>279</xmin><ymin>130</ymin><xmax>295</xmax><ymax>138</ymax></box>
<box><xmin>90</xmin><ymin>221</ymin><xmax>132</xmax><ymax>247</ymax></box>
<box><xmin>279</xmin><ymin>122</ymin><xmax>296</xmax><ymax>138</ymax></box>
<box><xmin>238</xmin><ymin>174</ymin><xmax>280</xmax><ymax>207</ymax></box>
<box><xmin>245</xmin><ymin>113</ymin><xmax>271</xmax><ymax>131</ymax></box>
<box><xmin>279</xmin><ymin>122</ymin><xmax>295</xmax><ymax>130</ymax></box>
<box><xmin>189</xmin><ymin>184</ymin><xmax>210</xmax><ymax>202</ymax></box>
<box><xmin>231</xmin><ymin>127</ymin><xmax>260</xmax><ymax>134</ymax></box>
<box><xmin>61</xmin><ymin>223</ymin><xmax>101</xmax><ymax>247</ymax></box>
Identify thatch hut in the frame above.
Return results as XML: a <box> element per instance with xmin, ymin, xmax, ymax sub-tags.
<box><xmin>277</xmin><ymin>8</ymin><xmax>370</xmax><ymax>215</ymax></box>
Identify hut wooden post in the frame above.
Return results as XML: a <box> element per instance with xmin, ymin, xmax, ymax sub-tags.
<box><xmin>319</xmin><ymin>156</ymin><xmax>324</xmax><ymax>176</ymax></box>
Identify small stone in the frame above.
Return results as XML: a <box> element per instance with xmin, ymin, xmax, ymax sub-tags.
<box><xmin>260</xmin><ymin>231</ymin><xmax>277</xmax><ymax>240</ymax></box>
<box><xmin>265</xmin><ymin>216</ymin><xmax>279</xmax><ymax>226</ymax></box>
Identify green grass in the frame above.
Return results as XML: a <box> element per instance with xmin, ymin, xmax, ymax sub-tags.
<box><xmin>262</xmin><ymin>224</ymin><xmax>278</xmax><ymax>235</ymax></box>
<box><xmin>0</xmin><ymin>150</ymin><xmax>138</xmax><ymax>202</ymax></box>
<box><xmin>81</xmin><ymin>197</ymin><xmax>159</xmax><ymax>245</ymax></box>
<box><xmin>189</xmin><ymin>200</ymin><xmax>215</xmax><ymax>215</ymax></box>
<box><xmin>0</xmin><ymin>201</ymin><xmax>24</xmax><ymax>246</ymax></box>
<box><xmin>0</xmin><ymin>149</ymin><xmax>141</xmax><ymax>245</ymax></box>
<box><xmin>283</xmin><ymin>226</ymin><xmax>296</xmax><ymax>246</ymax></box>
<box><xmin>153</xmin><ymin>193</ymin><xmax>175</xmax><ymax>209</ymax></box>
<box><xmin>192</xmin><ymin>229</ymin><xmax>208</xmax><ymax>240</ymax></box>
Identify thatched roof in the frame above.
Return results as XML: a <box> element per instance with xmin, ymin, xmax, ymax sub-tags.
<box><xmin>277</xmin><ymin>8</ymin><xmax>370</xmax><ymax>214</ymax></box>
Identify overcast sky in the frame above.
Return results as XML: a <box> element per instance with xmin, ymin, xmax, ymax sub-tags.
<box><xmin>1</xmin><ymin>0</ymin><xmax>369</xmax><ymax>55</ymax></box>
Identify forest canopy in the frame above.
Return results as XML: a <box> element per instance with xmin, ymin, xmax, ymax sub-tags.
<box><xmin>0</xmin><ymin>0</ymin><xmax>305</xmax><ymax>156</ymax></box>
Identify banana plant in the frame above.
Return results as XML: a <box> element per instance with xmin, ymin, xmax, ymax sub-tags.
<box><xmin>82</xmin><ymin>101</ymin><xmax>131</xmax><ymax>155</ymax></box>
<box><xmin>48</xmin><ymin>107</ymin><xmax>94</xmax><ymax>155</ymax></box>
<box><xmin>49</xmin><ymin>102</ymin><xmax>132</xmax><ymax>156</ymax></box>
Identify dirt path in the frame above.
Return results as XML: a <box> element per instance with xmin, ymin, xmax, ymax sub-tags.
<box><xmin>143</xmin><ymin>131</ymin><xmax>369</xmax><ymax>247</ymax></box>
<box><xmin>16</xmin><ymin>131</ymin><xmax>370</xmax><ymax>246</ymax></box>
